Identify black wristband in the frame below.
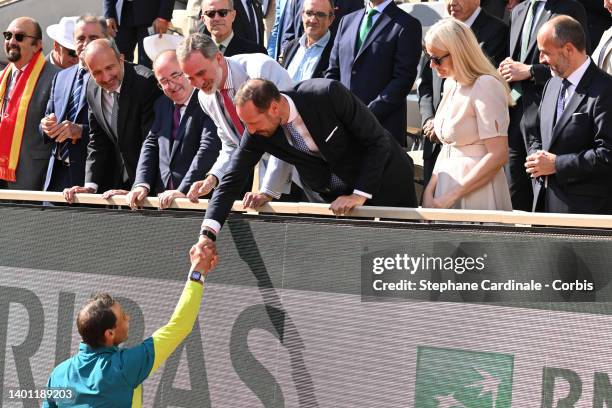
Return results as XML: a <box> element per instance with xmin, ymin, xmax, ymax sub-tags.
<box><xmin>529</xmin><ymin>65</ymin><xmax>535</xmax><ymax>80</ymax></box>
<box><xmin>200</xmin><ymin>229</ymin><xmax>217</xmax><ymax>241</ymax></box>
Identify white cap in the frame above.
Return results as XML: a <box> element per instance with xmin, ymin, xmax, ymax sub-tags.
<box><xmin>46</xmin><ymin>16</ymin><xmax>79</xmax><ymax>51</ymax></box>
<box><xmin>143</xmin><ymin>33</ymin><xmax>184</xmax><ymax>62</ymax></box>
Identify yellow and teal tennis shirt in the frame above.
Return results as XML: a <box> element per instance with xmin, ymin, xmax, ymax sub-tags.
<box><xmin>44</xmin><ymin>280</ymin><xmax>203</xmax><ymax>408</ymax></box>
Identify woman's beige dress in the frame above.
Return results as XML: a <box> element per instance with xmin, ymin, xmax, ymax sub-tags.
<box><xmin>432</xmin><ymin>74</ymin><xmax>513</xmax><ymax>210</ymax></box>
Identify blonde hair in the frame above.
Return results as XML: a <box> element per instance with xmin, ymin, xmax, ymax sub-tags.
<box><xmin>425</xmin><ymin>18</ymin><xmax>513</xmax><ymax>106</ymax></box>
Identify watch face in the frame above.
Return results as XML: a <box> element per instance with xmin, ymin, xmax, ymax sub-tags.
<box><xmin>191</xmin><ymin>271</ymin><xmax>202</xmax><ymax>281</ymax></box>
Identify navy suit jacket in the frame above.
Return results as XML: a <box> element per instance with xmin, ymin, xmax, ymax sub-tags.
<box><xmin>134</xmin><ymin>92</ymin><xmax>221</xmax><ymax>194</ymax></box>
<box><xmin>42</xmin><ymin>65</ymin><xmax>91</xmax><ymax>190</ymax></box>
<box><xmin>528</xmin><ymin>61</ymin><xmax>612</xmax><ymax>214</ymax></box>
<box><xmin>325</xmin><ymin>2</ymin><xmax>422</xmax><ymax>146</ymax></box>
<box><xmin>104</xmin><ymin>0</ymin><xmax>175</xmax><ymax>26</ymax></box>
<box><xmin>204</xmin><ymin>79</ymin><xmax>417</xmax><ymax>228</ymax></box>
<box><xmin>233</xmin><ymin>0</ymin><xmax>265</xmax><ymax>46</ymax></box>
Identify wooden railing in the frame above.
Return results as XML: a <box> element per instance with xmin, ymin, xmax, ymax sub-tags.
<box><xmin>2</xmin><ymin>189</ymin><xmax>612</xmax><ymax>230</ymax></box>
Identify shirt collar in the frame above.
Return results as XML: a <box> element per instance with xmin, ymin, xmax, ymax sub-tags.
<box><xmin>79</xmin><ymin>342</ymin><xmax>118</xmax><ymax>354</ymax></box>
<box><xmin>565</xmin><ymin>56</ymin><xmax>591</xmax><ymax>87</ymax></box>
<box><xmin>367</xmin><ymin>0</ymin><xmax>393</xmax><ymax>14</ymax></box>
<box><xmin>105</xmin><ymin>83</ymin><xmax>122</xmax><ymax>96</ymax></box>
<box><xmin>463</xmin><ymin>7</ymin><xmax>481</xmax><ymax>27</ymax></box>
<box><xmin>221</xmin><ymin>58</ymin><xmax>233</xmax><ymax>91</ymax></box>
<box><xmin>283</xmin><ymin>93</ymin><xmax>298</xmax><ymax>123</ymax></box>
<box><xmin>217</xmin><ymin>31</ymin><xmax>235</xmax><ymax>50</ymax></box>
<box><xmin>299</xmin><ymin>30</ymin><xmax>331</xmax><ymax>49</ymax></box>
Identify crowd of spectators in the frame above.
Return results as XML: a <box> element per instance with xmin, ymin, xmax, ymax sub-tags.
<box><xmin>0</xmin><ymin>0</ymin><xmax>611</xmax><ymax>219</ymax></box>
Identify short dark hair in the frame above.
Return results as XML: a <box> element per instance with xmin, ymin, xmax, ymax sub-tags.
<box><xmin>549</xmin><ymin>15</ymin><xmax>586</xmax><ymax>52</ymax></box>
<box><xmin>234</xmin><ymin>79</ymin><xmax>281</xmax><ymax>112</ymax></box>
<box><xmin>76</xmin><ymin>293</ymin><xmax>117</xmax><ymax>348</ymax></box>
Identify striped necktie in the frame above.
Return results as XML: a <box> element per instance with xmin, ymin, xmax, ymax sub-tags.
<box><xmin>55</xmin><ymin>68</ymin><xmax>86</xmax><ymax>164</ymax></box>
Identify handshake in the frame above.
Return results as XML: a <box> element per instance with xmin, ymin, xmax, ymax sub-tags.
<box><xmin>189</xmin><ymin>238</ymin><xmax>219</xmax><ymax>274</ymax></box>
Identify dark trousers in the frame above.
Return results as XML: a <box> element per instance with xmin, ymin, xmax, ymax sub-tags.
<box><xmin>506</xmin><ymin>102</ymin><xmax>533</xmax><ymax>212</ymax></box>
<box><xmin>116</xmin><ymin>2</ymin><xmax>153</xmax><ymax>68</ymax></box>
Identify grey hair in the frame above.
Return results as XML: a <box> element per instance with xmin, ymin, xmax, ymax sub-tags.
<box><xmin>76</xmin><ymin>14</ymin><xmax>109</xmax><ymax>38</ymax></box>
<box><xmin>176</xmin><ymin>32</ymin><xmax>219</xmax><ymax>62</ymax></box>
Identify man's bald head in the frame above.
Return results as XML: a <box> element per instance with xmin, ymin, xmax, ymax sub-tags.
<box><xmin>82</xmin><ymin>39</ymin><xmax>125</xmax><ymax>93</ymax></box>
<box><xmin>539</xmin><ymin>15</ymin><xmax>587</xmax><ymax>53</ymax></box>
<box><xmin>537</xmin><ymin>15</ymin><xmax>588</xmax><ymax>78</ymax></box>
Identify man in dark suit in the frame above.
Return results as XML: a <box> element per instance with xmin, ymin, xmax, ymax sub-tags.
<box><xmin>418</xmin><ymin>0</ymin><xmax>508</xmax><ymax>188</ymax></box>
<box><xmin>231</xmin><ymin>0</ymin><xmax>265</xmax><ymax>46</ymax></box>
<box><xmin>40</xmin><ymin>15</ymin><xmax>108</xmax><ymax>192</ymax></box>
<box><xmin>126</xmin><ymin>50</ymin><xmax>221</xmax><ymax>209</ymax></box>
<box><xmin>280</xmin><ymin>0</ymin><xmax>335</xmax><ymax>80</ymax></box>
<box><xmin>498</xmin><ymin>0</ymin><xmax>588</xmax><ymax>211</ymax></box>
<box><xmin>0</xmin><ymin>17</ymin><xmax>57</xmax><ymax>191</ymax></box>
<box><xmin>63</xmin><ymin>39</ymin><xmax>161</xmax><ymax>203</ymax></box>
<box><xmin>325</xmin><ymin>0</ymin><xmax>422</xmax><ymax>147</ymax></box>
<box><xmin>526</xmin><ymin>16</ymin><xmax>612</xmax><ymax>214</ymax></box>
<box><xmin>195</xmin><ymin>78</ymin><xmax>417</xmax><ymax>248</ymax></box>
<box><xmin>104</xmin><ymin>0</ymin><xmax>175</xmax><ymax>67</ymax></box>
<box><xmin>201</xmin><ymin>0</ymin><xmax>266</xmax><ymax>56</ymax></box>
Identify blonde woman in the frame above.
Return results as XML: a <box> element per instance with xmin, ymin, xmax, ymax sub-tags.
<box><xmin>422</xmin><ymin>18</ymin><xmax>513</xmax><ymax>211</ymax></box>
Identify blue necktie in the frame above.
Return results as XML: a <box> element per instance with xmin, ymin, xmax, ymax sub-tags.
<box><xmin>283</xmin><ymin>122</ymin><xmax>346</xmax><ymax>192</ymax></box>
<box><xmin>555</xmin><ymin>78</ymin><xmax>571</xmax><ymax>123</ymax></box>
<box><xmin>55</xmin><ymin>68</ymin><xmax>86</xmax><ymax>164</ymax></box>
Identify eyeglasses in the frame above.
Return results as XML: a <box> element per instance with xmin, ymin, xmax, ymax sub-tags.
<box><xmin>64</xmin><ymin>47</ymin><xmax>77</xmax><ymax>58</ymax></box>
<box><xmin>3</xmin><ymin>31</ymin><xmax>40</xmax><ymax>42</ymax></box>
<box><xmin>157</xmin><ymin>71</ymin><xmax>184</xmax><ymax>89</ymax></box>
<box><xmin>424</xmin><ymin>51</ymin><xmax>450</xmax><ymax>66</ymax></box>
<box><xmin>303</xmin><ymin>10</ymin><xmax>333</xmax><ymax>19</ymax></box>
<box><xmin>202</xmin><ymin>9</ymin><xmax>232</xmax><ymax>18</ymax></box>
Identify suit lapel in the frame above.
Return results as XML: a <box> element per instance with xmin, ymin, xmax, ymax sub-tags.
<box><xmin>524</xmin><ymin>6</ymin><xmax>551</xmax><ymax>61</ymax></box>
<box><xmin>509</xmin><ymin>2</ymin><xmax>528</xmax><ymax>58</ymax></box>
<box><xmin>356</xmin><ymin>4</ymin><xmax>394</xmax><ymax>61</ymax></box>
<box><xmin>540</xmin><ymin>78</ymin><xmax>559</xmax><ymax>150</ymax></box>
<box><xmin>549</xmin><ymin>62</ymin><xmax>595</xmax><ymax>149</ymax></box>
<box><xmin>76</xmin><ymin>73</ymin><xmax>90</xmax><ymax>119</ymax></box>
<box><xmin>345</xmin><ymin>9</ymin><xmax>364</xmax><ymax>63</ymax></box>
<box><xmin>55</xmin><ymin>69</ymin><xmax>74</xmax><ymax>121</ymax></box>
<box><xmin>116</xmin><ymin>63</ymin><xmax>134</xmax><ymax>143</ymax></box>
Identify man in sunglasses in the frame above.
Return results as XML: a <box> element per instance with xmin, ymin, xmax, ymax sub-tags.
<box><xmin>40</xmin><ymin>15</ymin><xmax>109</xmax><ymax>193</ymax></box>
<box><xmin>200</xmin><ymin>0</ymin><xmax>267</xmax><ymax>56</ymax></box>
<box><xmin>46</xmin><ymin>16</ymin><xmax>80</xmax><ymax>70</ymax></box>
<box><xmin>0</xmin><ymin>17</ymin><xmax>58</xmax><ymax>191</ymax></box>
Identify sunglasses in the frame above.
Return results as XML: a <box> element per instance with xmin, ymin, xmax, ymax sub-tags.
<box><xmin>202</xmin><ymin>9</ymin><xmax>232</xmax><ymax>18</ymax></box>
<box><xmin>424</xmin><ymin>51</ymin><xmax>450</xmax><ymax>66</ymax></box>
<box><xmin>303</xmin><ymin>10</ymin><xmax>333</xmax><ymax>18</ymax></box>
<box><xmin>65</xmin><ymin>47</ymin><xmax>77</xmax><ymax>58</ymax></box>
<box><xmin>3</xmin><ymin>31</ymin><xmax>40</xmax><ymax>42</ymax></box>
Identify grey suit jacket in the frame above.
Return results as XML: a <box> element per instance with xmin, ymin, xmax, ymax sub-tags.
<box><xmin>5</xmin><ymin>61</ymin><xmax>58</xmax><ymax>190</ymax></box>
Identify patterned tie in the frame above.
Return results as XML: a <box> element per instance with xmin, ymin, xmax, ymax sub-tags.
<box><xmin>283</xmin><ymin>122</ymin><xmax>346</xmax><ymax>192</ymax></box>
<box><xmin>555</xmin><ymin>78</ymin><xmax>571</xmax><ymax>123</ymax></box>
<box><xmin>110</xmin><ymin>91</ymin><xmax>120</xmax><ymax>138</ymax></box>
<box><xmin>55</xmin><ymin>68</ymin><xmax>86</xmax><ymax>163</ymax></box>
<box><xmin>357</xmin><ymin>8</ymin><xmax>378</xmax><ymax>51</ymax></box>
<box><xmin>220</xmin><ymin>89</ymin><xmax>245</xmax><ymax>136</ymax></box>
<box><xmin>171</xmin><ymin>104</ymin><xmax>183</xmax><ymax>143</ymax></box>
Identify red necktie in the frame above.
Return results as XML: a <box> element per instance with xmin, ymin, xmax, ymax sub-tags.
<box><xmin>220</xmin><ymin>89</ymin><xmax>245</xmax><ymax>136</ymax></box>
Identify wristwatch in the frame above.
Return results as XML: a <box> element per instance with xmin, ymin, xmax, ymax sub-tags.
<box><xmin>189</xmin><ymin>270</ymin><xmax>205</xmax><ymax>284</ymax></box>
<box><xmin>200</xmin><ymin>229</ymin><xmax>217</xmax><ymax>241</ymax></box>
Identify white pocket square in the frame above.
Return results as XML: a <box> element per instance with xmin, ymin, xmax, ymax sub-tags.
<box><xmin>325</xmin><ymin>126</ymin><xmax>339</xmax><ymax>142</ymax></box>
<box><xmin>572</xmin><ymin>112</ymin><xmax>586</xmax><ymax>117</ymax></box>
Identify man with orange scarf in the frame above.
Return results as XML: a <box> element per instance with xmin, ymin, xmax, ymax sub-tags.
<box><xmin>0</xmin><ymin>17</ymin><xmax>58</xmax><ymax>190</ymax></box>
